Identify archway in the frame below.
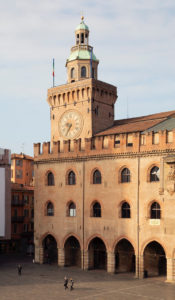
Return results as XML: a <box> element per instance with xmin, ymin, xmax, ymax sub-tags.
<box><xmin>88</xmin><ymin>237</ymin><xmax>107</xmax><ymax>270</ymax></box>
<box><xmin>43</xmin><ymin>234</ymin><xmax>58</xmax><ymax>264</ymax></box>
<box><xmin>64</xmin><ymin>236</ymin><xmax>81</xmax><ymax>267</ymax></box>
<box><xmin>115</xmin><ymin>239</ymin><xmax>135</xmax><ymax>273</ymax></box>
<box><xmin>144</xmin><ymin>241</ymin><xmax>166</xmax><ymax>277</ymax></box>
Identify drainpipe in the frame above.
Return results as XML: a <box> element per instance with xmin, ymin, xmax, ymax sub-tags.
<box><xmin>137</xmin><ymin>156</ymin><xmax>140</xmax><ymax>278</ymax></box>
<box><xmin>82</xmin><ymin>161</ymin><xmax>85</xmax><ymax>269</ymax></box>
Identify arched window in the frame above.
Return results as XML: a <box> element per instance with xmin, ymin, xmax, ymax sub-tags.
<box><xmin>93</xmin><ymin>202</ymin><xmax>101</xmax><ymax>217</ymax></box>
<box><xmin>68</xmin><ymin>171</ymin><xmax>76</xmax><ymax>185</ymax></box>
<box><xmin>150</xmin><ymin>166</ymin><xmax>160</xmax><ymax>182</ymax></box>
<box><xmin>93</xmin><ymin>170</ymin><xmax>101</xmax><ymax>184</ymax></box>
<box><xmin>47</xmin><ymin>202</ymin><xmax>54</xmax><ymax>216</ymax></box>
<box><xmin>150</xmin><ymin>202</ymin><xmax>161</xmax><ymax>219</ymax></box>
<box><xmin>121</xmin><ymin>168</ymin><xmax>130</xmax><ymax>183</ymax></box>
<box><xmin>69</xmin><ymin>202</ymin><xmax>76</xmax><ymax>217</ymax></box>
<box><xmin>71</xmin><ymin>68</ymin><xmax>75</xmax><ymax>79</ymax></box>
<box><xmin>81</xmin><ymin>66</ymin><xmax>86</xmax><ymax>78</ymax></box>
<box><xmin>121</xmin><ymin>202</ymin><xmax>130</xmax><ymax>218</ymax></box>
<box><xmin>48</xmin><ymin>172</ymin><xmax>54</xmax><ymax>186</ymax></box>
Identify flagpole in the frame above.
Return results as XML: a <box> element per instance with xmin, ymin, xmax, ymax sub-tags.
<box><xmin>53</xmin><ymin>58</ymin><xmax>55</xmax><ymax>87</ymax></box>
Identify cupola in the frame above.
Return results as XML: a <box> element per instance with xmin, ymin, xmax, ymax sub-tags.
<box><xmin>66</xmin><ymin>17</ymin><xmax>99</xmax><ymax>83</ymax></box>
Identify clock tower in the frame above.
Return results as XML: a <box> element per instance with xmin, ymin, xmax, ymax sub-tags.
<box><xmin>47</xmin><ymin>17</ymin><xmax>117</xmax><ymax>145</ymax></box>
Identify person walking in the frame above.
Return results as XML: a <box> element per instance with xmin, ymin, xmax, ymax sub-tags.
<box><xmin>17</xmin><ymin>264</ymin><xmax>22</xmax><ymax>276</ymax></box>
<box><xmin>70</xmin><ymin>278</ymin><xmax>74</xmax><ymax>291</ymax></box>
<box><xmin>64</xmin><ymin>276</ymin><xmax>68</xmax><ymax>290</ymax></box>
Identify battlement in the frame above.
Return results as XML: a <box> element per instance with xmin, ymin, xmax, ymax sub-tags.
<box><xmin>34</xmin><ymin>129</ymin><xmax>175</xmax><ymax>160</ymax></box>
<box><xmin>47</xmin><ymin>78</ymin><xmax>117</xmax><ymax>108</ymax></box>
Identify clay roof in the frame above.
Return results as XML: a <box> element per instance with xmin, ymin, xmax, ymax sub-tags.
<box><xmin>95</xmin><ymin>110</ymin><xmax>175</xmax><ymax>136</ymax></box>
<box><xmin>11</xmin><ymin>153</ymin><xmax>33</xmax><ymax>160</ymax></box>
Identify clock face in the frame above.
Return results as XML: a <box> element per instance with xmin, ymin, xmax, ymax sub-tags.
<box><xmin>59</xmin><ymin>110</ymin><xmax>83</xmax><ymax>139</ymax></box>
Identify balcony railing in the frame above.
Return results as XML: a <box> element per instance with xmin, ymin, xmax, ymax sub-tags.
<box><xmin>11</xmin><ymin>200</ymin><xmax>24</xmax><ymax>206</ymax></box>
<box><xmin>12</xmin><ymin>216</ymin><xmax>25</xmax><ymax>223</ymax></box>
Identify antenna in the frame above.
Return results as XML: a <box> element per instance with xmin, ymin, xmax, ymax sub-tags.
<box><xmin>126</xmin><ymin>97</ymin><xmax>129</xmax><ymax>119</ymax></box>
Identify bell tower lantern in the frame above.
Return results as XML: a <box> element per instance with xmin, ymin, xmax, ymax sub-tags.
<box><xmin>66</xmin><ymin>17</ymin><xmax>99</xmax><ymax>83</ymax></box>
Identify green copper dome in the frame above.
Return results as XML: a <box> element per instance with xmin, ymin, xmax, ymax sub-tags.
<box><xmin>76</xmin><ymin>20</ymin><xmax>89</xmax><ymax>31</ymax></box>
<box><xmin>67</xmin><ymin>49</ymin><xmax>98</xmax><ymax>62</ymax></box>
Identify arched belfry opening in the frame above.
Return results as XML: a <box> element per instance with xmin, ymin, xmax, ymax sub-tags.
<box><xmin>143</xmin><ymin>241</ymin><xmax>166</xmax><ymax>277</ymax></box>
<box><xmin>88</xmin><ymin>237</ymin><xmax>107</xmax><ymax>270</ymax></box>
<box><xmin>115</xmin><ymin>239</ymin><xmax>135</xmax><ymax>273</ymax></box>
<box><xmin>64</xmin><ymin>236</ymin><xmax>81</xmax><ymax>267</ymax></box>
<box><xmin>42</xmin><ymin>234</ymin><xmax>58</xmax><ymax>264</ymax></box>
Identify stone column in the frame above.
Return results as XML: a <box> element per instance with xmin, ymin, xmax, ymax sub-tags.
<box><xmin>58</xmin><ymin>248</ymin><xmax>65</xmax><ymax>267</ymax></box>
<box><xmin>39</xmin><ymin>247</ymin><xmax>44</xmax><ymax>264</ymax></box>
<box><xmin>81</xmin><ymin>250</ymin><xmax>88</xmax><ymax>270</ymax></box>
<box><xmin>136</xmin><ymin>255</ymin><xmax>144</xmax><ymax>279</ymax></box>
<box><xmin>107</xmin><ymin>251</ymin><xmax>115</xmax><ymax>273</ymax></box>
<box><xmin>166</xmin><ymin>258</ymin><xmax>174</xmax><ymax>282</ymax></box>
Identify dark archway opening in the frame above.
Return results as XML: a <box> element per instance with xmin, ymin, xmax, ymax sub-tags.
<box><xmin>115</xmin><ymin>239</ymin><xmax>135</xmax><ymax>273</ymax></box>
<box><xmin>43</xmin><ymin>234</ymin><xmax>57</xmax><ymax>264</ymax></box>
<box><xmin>88</xmin><ymin>237</ymin><xmax>107</xmax><ymax>270</ymax></box>
<box><xmin>144</xmin><ymin>241</ymin><xmax>166</xmax><ymax>277</ymax></box>
<box><xmin>64</xmin><ymin>236</ymin><xmax>81</xmax><ymax>267</ymax></box>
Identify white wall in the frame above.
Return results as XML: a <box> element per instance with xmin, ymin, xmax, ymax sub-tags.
<box><xmin>0</xmin><ymin>167</ymin><xmax>5</xmax><ymax>237</ymax></box>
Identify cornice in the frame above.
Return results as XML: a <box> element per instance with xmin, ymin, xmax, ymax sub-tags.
<box><xmin>34</xmin><ymin>149</ymin><xmax>175</xmax><ymax>165</ymax></box>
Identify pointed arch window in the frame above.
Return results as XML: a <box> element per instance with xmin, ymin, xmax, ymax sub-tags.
<box><xmin>47</xmin><ymin>202</ymin><xmax>54</xmax><ymax>216</ymax></box>
<box><xmin>93</xmin><ymin>170</ymin><xmax>101</xmax><ymax>184</ymax></box>
<box><xmin>69</xmin><ymin>202</ymin><xmax>76</xmax><ymax>217</ymax></box>
<box><xmin>81</xmin><ymin>66</ymin><xmax>86</xmax><ymax>78</ymax></box>
<box><xmin>150</xmin><ymin>202</ymin><xmax>161</xmax><ymax>219</ymax></box>
<box><xmin>93</xmin><ymin>202</ymin><xmax>101</xmax><ymax>217</ymax></box>
<box><xmin>68</xmin><ymin>171</ymin><xmax>76</xmax><ymax>185</ymax></box>
<box><xmin>121</xmin><ymin>202</ymin><xmax>130</xmax><ymax>218</ymax></box>
<box><xmin>48</xmin><ymin>172</ymin><xmax>55</xmax><ymax>186</ymax></box>
<box><xmin>121</xmin><ymin>168</ymin><xmax>130</xmax><ymax>183</ymax></box>
<box><xmin>150</xmin><ymin>166</ymin><xmax>160</xmax><ymax>182</ymax></box>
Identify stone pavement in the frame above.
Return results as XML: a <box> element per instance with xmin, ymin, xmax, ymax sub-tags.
<box><xmin>0</xmin><ymin>254</ymin><xmax>175</xmax><ymax>300</ymax></box>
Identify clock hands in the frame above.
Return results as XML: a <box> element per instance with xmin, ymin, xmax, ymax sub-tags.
<box><xmin>65</xmin><ymin>122</ymin><xmax>72</xmax><ymax>136</ymax></box>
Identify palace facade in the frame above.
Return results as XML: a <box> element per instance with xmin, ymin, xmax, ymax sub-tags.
<box><xmin>34</xmin><ymin>18</ymin><xmax>175</xmax><ymax>281</ymax></box>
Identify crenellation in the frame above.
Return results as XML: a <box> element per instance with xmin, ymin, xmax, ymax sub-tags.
<box><xmin>34</xmin><ymin>131</ymin><xmax>175</xmax><ymax>159</ymax></box>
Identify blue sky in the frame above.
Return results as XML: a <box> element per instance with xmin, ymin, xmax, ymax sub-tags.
<box><xmin>1</xmin><ymin>0</ymin><xmax>175</xmax><ymax>156</ymax></box>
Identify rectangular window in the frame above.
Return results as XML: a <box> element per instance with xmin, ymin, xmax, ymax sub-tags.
<box><xmin>13</xmin><ymin>195</ymin><xmax>19</xmax><ymax>202</ymax></box>
<box><xmin>23</xmin><ymin>224</ymin><xmax>28</xmax><ymax>232</ymax></box>
<box><xmin>167</xmin><ymin>131</ymin><xmax>173</xmax><ymax>143</ymax></box>
<box><xmin>31</xmin><ymin>222</ymin><xmax>34</xmax><ymax>231</ymax></box>
<box><xmin>153</xmin><ymin>132</ymin><xmax>159</xmax><ymax>145</ymax></box>
<box><xmin>114</xmin><ymin>135</ymin><xmax>120</xmax><ymax>147</ymax></box>
<box><xmin>24</xmin><ymin>209</ymin><xmax>29</xmax><ymax>217</ymax></box>
<box><xmin>16</xmin><ymin>169</ymin><xmax>23</xmax><ymax>178</ymax></box>
<box><xmin>23</xmin><ymin>195</ymin><xmax>29</xmax><ymax>205</ymax></box>
<box><xmin>13</xmin><ymin>224</ymin><xmax>17</xmax><ymax>234</ymax></box>
<box><xmin>16</xmin><ymin>159</ymin><xmax>23</xmax><ymax>167</ymax></box>
<box><xmin>127</xmin><ymin>134</ymin><xmax>133</xmax><ymax>147</ymax></box>
<box><xmin>141</xmin><ymin>134</ymin><xmax>146</xmax><ymax>145</ymax></box>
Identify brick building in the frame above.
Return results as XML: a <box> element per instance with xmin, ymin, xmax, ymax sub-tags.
<box><xmin>34</xmin><ymin>18</ymin><xmax>175</xmax><ymax>282</ymax></box>
<box><xmin>11</xmin><ymin>154</ymin><xmax>34</xmax><ymax>253</ymax></box>
<box><xmin>0</xmin><ymin>148</ymin><xmax>11</xmax><ymax>252</ymax></box>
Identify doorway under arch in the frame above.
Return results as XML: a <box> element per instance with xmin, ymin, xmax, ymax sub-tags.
<box><xmin>144</xmin><ymin>241</ymin><xmax>166</xmax><ymax>277</ymax></box>
<box><xmin>64</xmin><ymin>236</ymin><xmax>81</xmax><ymax>267</ymax></box>
<box><xmin>115</xmin><ymin>239</ymin><xmax>135</xmax><ymax>273</ymax></box>
<box><xmin>43</xmin><ymin>234</ymin><xmax>58</xmax><ymax>264</ymax></box>
<box><xmin>88</xmin><ymin>237</ymin><xmax>107</xmax><ymax>270</ymax></box>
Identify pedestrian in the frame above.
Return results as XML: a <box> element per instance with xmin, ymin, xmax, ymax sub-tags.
<box><xmin>64</xmin><ymin>276</ymin><xmax>68</xmax><ymax>290</ymax></box>
<box><xmin>17</xmin><ymin>264</ymin><xmax>22</xmax><ymax>276</ymax></box>
<box><xmin>70</xmin><ymin>278</ymin><xmax>74</xmax><ymax>291</ymax></box>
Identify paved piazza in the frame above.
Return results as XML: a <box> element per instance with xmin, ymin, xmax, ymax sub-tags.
<box><xmin>0</xmin><ymin>255</ymin><xmax>175</xmax><ymax>300</ymax></box>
